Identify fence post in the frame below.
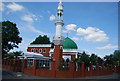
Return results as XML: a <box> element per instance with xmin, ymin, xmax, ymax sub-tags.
<box><xmin>96</xmin><ymin>63</ymin><xmax>99</xmax><ymax>71</ymax></box>
<box><xmin>81</xmin><ymin>62</ymin><xmax>85</xmax><ymax>77</ymax></box>
<box><xmin>5</xmin><ymin>59</ymin><xmax>7</xmax><ymax>69</ymax></box>
<box><xmin>51</xmin><ymin>61</ymin><xmax>56</xmax><ymax>78</ymax></box>
<box><xmin>22</xmin><ymin>59</ymin><xmax>27</xmax><ymax>73</ymax></box>
<box><xmin>17</xmin><ymin>59</ymin><xmax>20</xmax><ymax>72</ymax></box>
<box><xmin>33</xmin><ymin>59</ymin><xmax>37</xmax><ymax>75</ymax></box>
<box><xmin>90</xmin><ymin>63</ymin><xmax>93</xmax><ymax>76</ymax></box>
<box><xmin>10</xmin><ymin>59</ymin><xmax>12</xmax><ymax>70</ymax></box>
<box><xmin>69</xmin><ymin>61</ymin><xmax>74</xmax><ymax>78</ymax></box>
<box><xmin>114</xmin><ymin>65</ymin><xmax>117</xmax><ymax>73</ymax></box>
<box><xmin>14</xmin><ymin>59</ymin><xmax>17</xmax><ymax>71</ymax></box>
<box><xmin>102</xmin><ymin>63</ymin><xmax>104</xmax><ymax>71</ymax></box>
<box><xmin>51</xmin><ymin>61</ymin><xmax>56</xmax><ymax>70</ymax></box>
<box><xmin>70</xmin><ymin>61</ymin><xmax>74</xmax><ymax>72</ymax></box>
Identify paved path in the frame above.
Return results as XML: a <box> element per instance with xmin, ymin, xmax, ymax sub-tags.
<box><xmin>1</xmin><ymin>68</ymin><xmax>120</xmax><ymax>80</ymax></box>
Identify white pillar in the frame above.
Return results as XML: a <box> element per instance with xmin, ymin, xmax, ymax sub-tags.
<box><xmin>55</xmin><ymin>23</ymin><xmax>62</xmax><ymax>37</ymax></box>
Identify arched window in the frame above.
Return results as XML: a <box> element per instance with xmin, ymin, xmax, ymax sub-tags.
<box><xmin>36</xmin><ymin>49</ymin><xmax>38</xmax><ymax>52</ymax></box>
<box><xmin>43</xmin><ymin>49</ymin><xmax>46</xmax><ymax>53</ymax></box>
<box><xmin>60</xmin><ymin>46</ymin><xmax>63</xmax><ymax>49</ymax></box>
<box><xmin>31</xmin><ymin>49</ymin><xmax>34</xmax><ymax>52</ymax></box>
<box><xmin>39</xmin><ymin>49</ymin><xmax>42</xmax><ymax>53</ymax></box>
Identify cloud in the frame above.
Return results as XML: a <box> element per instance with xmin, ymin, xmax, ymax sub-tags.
<box><xmin>62</xmin><ymin>30</ymin><xmax>68</xmax><ymax>33</ymax></box>
<box><xmin>21</xmin><ymin>15</ymin><xmax>33</xmax><ymax>22</ymax></box>
<box><xmin>49</xmin><ymin>15</ymin><xmax>55</xmax><ymax>21</ymax></box>
<box><xmin>0</xmin><ymin>3</ymin><xmax>5</xmax><ymax>11</ymax></box>
<box><xmin>28</xmin><ymin>25</ymin><xmax>45</xmax><ymax>35</ymax></box>
<box><xmin>96</xmin><ymin>44</ymin><xmax>118</xmax><ymax>50</ymax></box>
<box><xmin>7</xmin><ymin>2</ymin><xmax>24</xmax><ymax>11</ymax></box>
<box><xmin>72</xmin><ymin>37</ymin><xmax>79</xmax><ymax>41</ymax></box>
<box><xmin>77</xmin><ymin>27</ymin><xmax>109</xmax><ymax>42</ymax></box>
<box><xmin>65</xmin><ymin>24</ymin><xmax>77</xmax><ymax>31</ymax></box>
<box><xmin>21</xmin><ymin>13</ymin><xmax>39</xmax><ymax>22</ymax></box>
<box><xmin>76</xmin><ymin>28</ymin><xmax>86</xmax><ymax>35</ymax></box>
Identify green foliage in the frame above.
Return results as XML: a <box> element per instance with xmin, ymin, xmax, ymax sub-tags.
<box><xmin>80</xmin><ymin>51</ymin><xmax>90</xmax><ymax>64</ymax></box>
<box><xmin>80</xmin><ymin>51</ymin><xmax>90</xmax><ymax>67</ymax></box>
<box><xmin>104</xmin><ymin>50</ymin><xmax>120</xmax><ymax>66</ymax></box>
<box><xmin>31</xmin><ymin>35</ymin><xmax>50</xmax><ymax>44</ymax></box>
<box><xmin>2</xmin><ymin>21</ymin><xmax>22</xmax><ymax>58</ymax></box>
<box><xmin>13</xmin><ymin>51</ymin><xmax>22</xmax><ymax>58</ymax></box>
<box><xmin>97</xmin><ymin>57</ymin><xmax>103</xmax><ymax>65</ymax></box>
<box><xmin>8</xmin><ymin>52</ymin><xmax>14</xmax><ymax>55</ymax></box>
<box><xmin>90</xmin><ymin>54</ymin><xmax>97</xmax><ymax>65</ymax></box>
<box><xmin>58</xmin><ymin>58</ymin><xmax>65</xmax><ymax>71</ymax></box>
<box><xmin>90</xmin><ymin>54</ymin><xmax>103</xmax><ymax>65</ymax></box>
<box><xmin>7</xmin><ymin>51</ymin><xmax>22</xmax><ymax>59</ymax></box>
<box><xmin>71</xmin><ymin>58</ymin><xmax>81</xmax><ymax>63</ymax></box>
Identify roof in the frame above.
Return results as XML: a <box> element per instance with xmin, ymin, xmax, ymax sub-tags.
<box><xmin>63</xmin><ymin>37</ymin><xmax>78</xmax><ymax>49</ymax></box>
<box><xmin>28</xmin><ymin>44</ymin><xmax>51</xmax><ymax>47</ymax></box>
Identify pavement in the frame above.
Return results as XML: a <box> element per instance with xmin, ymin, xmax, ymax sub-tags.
<box><xmin>1</xmin><ymin>68</ymin><xmax>120</xmax><ymax>81</ymax></box>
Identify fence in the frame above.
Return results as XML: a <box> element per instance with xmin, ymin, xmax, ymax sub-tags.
<box><xmin>2</xmin><ymin>59</ymin><xmax>120</xmax><ymax>78</ymax></box>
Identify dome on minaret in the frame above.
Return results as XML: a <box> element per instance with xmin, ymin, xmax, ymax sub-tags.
<box><xmin>63</xmin><ymin>37</ymin><xmax>78</xmax><ymax>49</ymax></box>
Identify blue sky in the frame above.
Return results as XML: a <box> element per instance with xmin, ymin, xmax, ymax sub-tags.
<box><xmin>1</xmin><ymin>2</ymin><xmax>118</xmax><ymax>58</ymax></box>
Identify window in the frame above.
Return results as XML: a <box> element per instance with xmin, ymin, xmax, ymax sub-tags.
<box><xmin>37</xmin><ymin>60</ymin><xmax>50</xmax><ymax>68</ymax></box>
<box><xmin>35</xmin><ymin>49</ymin><xmax>38</xmax><ymax>53</ymax></box>
<box><xmin>39</xmin><ymin>49</ymin><xmax>42</xmax><ymax>53</ymax></box>
<box><xmin>27</xmin><ymin>59</ymin><xmax>34</xmax><ymax>67</ymax></box>
<box><xmin>60</xmin><ymin>46</ymin><xmax>63</xmax><ymax>49</ymax></box>
<box><xmin>31</xmin><ymin>49</ymin><xmax>34</xmax><ymax>52</ymax></box>
<box><xmin>43</xmin><ymin>49</ymin><xmax>46</xmax><ymax>53</ymax></box>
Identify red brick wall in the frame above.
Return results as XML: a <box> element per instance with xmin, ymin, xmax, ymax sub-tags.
<box><xmin>23</xmin><ymin>67</ymin><xmax>35</xmax><ymax>75</ymax></box>
<box><xmin>2</xmin><ymin>59</ymin><xmax>116</xmax><ymax>78</ymax></box>
<box><xmin>56</xmin><ymin>71</ymin><xmax>74</xmax><ymax>78</ymax></box>
<box><xmin>52</xmin><ymin>45</ymin><xmax>63</xmax><ymax>62</ymax></box>
<box><xmin>36</xmin><ymin>69</ymin><xmax>56</xmax><ymax>77</ymax></box>
<box><xmin>27</xmin><ymin>47</ymin><xmax>50</xmax><ymax>57</ymax></box>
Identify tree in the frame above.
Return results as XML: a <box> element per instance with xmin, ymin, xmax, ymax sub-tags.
<box><xmin>7</xmin><ymin>51</ymin><xmax>22</xmax><ymax>59</ymax></box>
<box><xmin>112</xmin><ymin>50</ymin><xmax>120</xmax><ymax>66</ymax></box>
<box><xmin>104</xmin><ymin>54</ymin><xmax>113</xmax><ymax>65</ymax></box>
<box><xmin>58</xmin><ymin>58</ymin><xmax>65</xmax><ymax>71</ymax></box>
<box><xmin>80</xmin><ymin>51</ymin><xmax>90</xmax><ymax>67</ymax></box>
<box><xmin>90</xmin><ymin>54</ymin><xmax>98</xmax><ymax>65</ymax></box>
<box><xmin>97</xmin><ymin>57</ymin><xmax>103</xmax><ymax>65</ymax></box>
<box><xmin>2</xmin><ymin>21</ymin><xmax>22</xmax><ymax>58</ymax></box>
<box><xmin>31</xmin><ymin>35</ymin><xmax>50</xmax><ymax>44</ymax></box>
<box><xmin>13</xmin><ymin>51</ymin><xmax>22</xmax><ymax>58</ymax></box>
<box><xmin>104</xmin><ymin>50</ymin><xmax>120</xmax><ymax>66</ymax></box>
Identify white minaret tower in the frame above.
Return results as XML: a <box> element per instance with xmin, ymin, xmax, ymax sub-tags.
<box><xmin>53</xmin><ymin>0</ymin><xmax>64</xmax><ymax>45</ymax></box>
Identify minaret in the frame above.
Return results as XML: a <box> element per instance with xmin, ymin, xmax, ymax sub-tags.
<box><xmin>52</xmin><ymin>0</ymin><xmax>64</xmax><ymax>62</ymax></box>
<box><xmin>53</xmin><ymin>0</ymin><xmax>64</xmax><ymax>45</ymax></box>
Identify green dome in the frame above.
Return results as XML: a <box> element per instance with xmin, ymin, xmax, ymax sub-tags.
<box><xmin>63</xmin><ymin>37</ymin><xmax>78</xmax><ymax>49</ymax></box>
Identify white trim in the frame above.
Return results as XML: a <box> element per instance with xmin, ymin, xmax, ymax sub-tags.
<box><xmin>28</xmin><ymin>44</ymin><xmax>51</xmax><ymax>47</ymax></box>
<box><xmin>50</xmin><ymin>49</ymin><xmax>83</xmax><ymax>53</ymax></box>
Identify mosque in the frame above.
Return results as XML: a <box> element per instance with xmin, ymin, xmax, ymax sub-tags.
<box><xmin>3</xmin><ymin>1</ymin><xmax>118</xmax><ymax>78</ymax></box>
<box><xmin>22</xmin><ymin>0</ymin><xmax>83</xmax><ymax>61</ymax></box>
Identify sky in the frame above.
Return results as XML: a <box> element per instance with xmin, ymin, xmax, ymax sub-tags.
<box><xmin>0</xmin><ymin>2</ymin><xmax>119</xmax><ymax>58</ymax></box>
